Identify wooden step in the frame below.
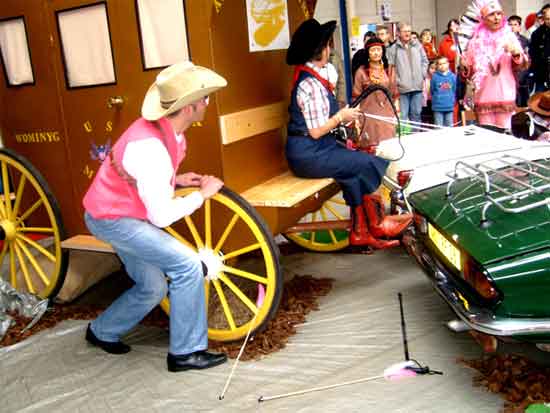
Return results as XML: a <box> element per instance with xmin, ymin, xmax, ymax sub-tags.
<box><xmin>241</xmin><ymin>171</ymin><xmax>335</xmax><ymax>207</ymax></box>
<box><xmin>61</xmin><ymin>235</ymin><xmax>114</xmax><ymax>253</ymax></box>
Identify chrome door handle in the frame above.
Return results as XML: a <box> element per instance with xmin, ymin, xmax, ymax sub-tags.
<box><xmin>107</xmin><ymin>96</ymin><xmax>125</xmax><ymax>108</ymax></box>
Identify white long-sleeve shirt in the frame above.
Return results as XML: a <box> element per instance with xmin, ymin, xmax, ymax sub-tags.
<box><xmin>122</xmin><ymin>134</ymin><xmax>204</xmax><ymax>228</ymax></box>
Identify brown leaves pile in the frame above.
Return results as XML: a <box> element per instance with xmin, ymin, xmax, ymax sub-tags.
<box><xmin>1</xmin><ymin>305</ymin><xmax>103</xmax><ymax>347</ymax></box>
<box><xmin>461</xmin><ymin>353</ymin><xmax>550</xmax><ymax>413</ymax></box>
<box><xmin>1</xmin><ymin>275</ymin><xmax>333</xmax><ymax>362</ymax></box>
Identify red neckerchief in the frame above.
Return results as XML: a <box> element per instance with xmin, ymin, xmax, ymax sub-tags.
<box><xmin>292</xmin><ymin>64</ymin><xmax>334</xmax><ymax>93</ymax></box>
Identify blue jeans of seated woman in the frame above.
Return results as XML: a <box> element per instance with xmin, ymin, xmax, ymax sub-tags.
<box><xmin>84</xmin><ymin>213</ymin><xmax>207</xmax><ymax>356</ymax></box>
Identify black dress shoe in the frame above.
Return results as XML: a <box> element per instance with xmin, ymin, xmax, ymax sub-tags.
<box><xmin>85</xmin><ymin>324</ymin><xmax>131</xmax><ymax>355</ymax></box>
<box><xmin>167</xmin><ymin>350</ymin><xmax>227</xmax><ymax>372</ymax></box>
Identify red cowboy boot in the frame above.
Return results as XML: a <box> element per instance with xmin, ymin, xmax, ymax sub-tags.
<box><xmin>363</xmin><ymin>194</ymin><xmax>413</xmax><ymax>239</ymax></box>
<box><xmin>349</xmin><ymin>206</ymin><xmax>400</xmax><ymax>249</ymax></box>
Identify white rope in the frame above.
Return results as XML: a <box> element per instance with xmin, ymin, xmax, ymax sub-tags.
<box><xmin>218</xmin><ymin>310</ymin><xmax>259</xmax><ymax>400</ymax></box>
<box><xmin>360</xmin><ymin>112</ymin><xmax>443</xmax><ymax>133</ymax></box>
<box><xmin>258</xmin><ymin>374</ymin><xmax>385</xmax><ymax>402</ymax></box>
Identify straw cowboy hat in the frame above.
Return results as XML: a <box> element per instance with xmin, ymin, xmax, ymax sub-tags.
<box><xmin>141</xmin><ymin>61</ymin><xmax>227</xmax><ymax>121</ymax></box>
<box><xmin>529</xmin><ymin>91</ymin><xmax>550</xmax><ymax>117</ymax></box>
<box><xmin>286</xmin><ymin>19</ymin><xmax>337</xmax><ymax>65</ymax></box>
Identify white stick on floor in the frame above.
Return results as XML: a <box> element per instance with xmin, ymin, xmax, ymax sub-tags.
<box><xmin>258</xmin><ymin>374</ymin><xmax>386</xmax><ymax>402</ymax></box>
<box><xmin>218</xmin><ymin>311</ymin><xmax>259</xmax><ymax>400</ymax></box>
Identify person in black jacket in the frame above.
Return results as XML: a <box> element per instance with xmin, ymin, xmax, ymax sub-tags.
<box><xmin>508</xmin><ymin>15</ymin><xmax>530</xmax><ymax>106</ymax></box>
<box><xmin>530</xmin><ymin>5</ymin><xmax>550</xmax><ymax>92</ymax></box>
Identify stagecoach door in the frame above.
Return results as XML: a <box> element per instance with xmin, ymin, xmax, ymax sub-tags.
<box><xmin>43</xmin><ymin>0</ymin><xmax>191</xmax><ymax>234</ymax></box>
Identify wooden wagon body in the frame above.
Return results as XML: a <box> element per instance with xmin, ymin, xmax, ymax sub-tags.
<box><xmin>0</xmin><ymin>0</ymin><xmax>345</xmax><ymax>342</ymax></box>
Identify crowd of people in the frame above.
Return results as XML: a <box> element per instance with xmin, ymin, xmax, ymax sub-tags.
<box><xmin>345</xmin><ymin>2</ymin><xmax>550</xmax><ymax>139</ymax></box>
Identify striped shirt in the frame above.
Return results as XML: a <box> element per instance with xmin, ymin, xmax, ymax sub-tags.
<box><xmin>296</xmin><ymin>62</ymin><xmax>337</xmax><ymax>130</ymax></box>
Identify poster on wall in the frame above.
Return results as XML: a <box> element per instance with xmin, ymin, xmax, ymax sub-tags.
<box><xmin>246</xmin><ymin>0</ymin><xmax>290</xmax><ymax>52</ymax></box>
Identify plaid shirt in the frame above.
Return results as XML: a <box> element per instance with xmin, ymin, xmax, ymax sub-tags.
<box><xmin>296</xmin><ymin>62</ymin><xmax>337</xmax><ymax>130</ymax></box>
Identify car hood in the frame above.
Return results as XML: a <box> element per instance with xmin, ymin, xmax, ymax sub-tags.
<box><xmin>409</xmin><ymin>169</ymin><xmax>550</xmax><ymax>265</ymax></box>
<box><xmin>379</xmin><ymin>126</ymin><xmax>550</xmax><ymax>195</ymax></box>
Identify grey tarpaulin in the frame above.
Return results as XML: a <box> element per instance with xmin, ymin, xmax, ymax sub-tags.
<box><xmin>1</xmin><ymin>248</ymin><xmax>513</xmax><ymax>412</ymax></box>
<box><xmin>0</xmin><ymin>278</ymin><xmax>48</xmax><ymax>341</ymax></box>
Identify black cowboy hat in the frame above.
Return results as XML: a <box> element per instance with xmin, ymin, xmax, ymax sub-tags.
<box><xmin>286</xmin><ymin>19</ymin><xmax>337</xmax><ymax>65</ymax></box>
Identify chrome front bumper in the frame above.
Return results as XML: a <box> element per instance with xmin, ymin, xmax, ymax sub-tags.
<box><xmin>406</xmin><ymin>233</ymin><xmax>550</xmax><ymax>337</ymax></box>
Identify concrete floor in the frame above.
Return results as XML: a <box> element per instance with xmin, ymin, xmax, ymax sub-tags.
<box><xmin>1</xmin><ymin>246</ymin><xmax>535</xmax><ymax>412</ymax></box>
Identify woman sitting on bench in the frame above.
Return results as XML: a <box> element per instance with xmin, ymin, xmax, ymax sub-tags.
<box><xmin>285</xmin><ymin>19</ymin><xmax>412</xmax><ymax>249</ymax></box>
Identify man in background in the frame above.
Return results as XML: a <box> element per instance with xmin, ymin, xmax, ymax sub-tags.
<box><xmin>387</xmin><ymin>22</ymin><xmax>428</xmax><ymax>129</ymax></box>
<box><xmin>508</xmin><ymin>14</ymin><xmax>530</xmax><ymax>106</ymax></box>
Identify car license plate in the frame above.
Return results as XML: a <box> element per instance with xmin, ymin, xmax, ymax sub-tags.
<box><xmin>428</xmin><ymin>223</ymin><xmax>461</xmax><ymax>271</ymax></box>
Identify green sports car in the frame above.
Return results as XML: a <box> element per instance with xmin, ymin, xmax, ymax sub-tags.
<box><xmin>405</xmin><ymin>153</ymin><xmax>550</xmax><ymax>351</ymax></box>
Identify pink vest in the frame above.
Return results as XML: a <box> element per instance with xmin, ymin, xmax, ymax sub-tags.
<box><xmin>83</xmin><ymin>117</ymin><xmax>186</xmax><ymax>220</ymax></box>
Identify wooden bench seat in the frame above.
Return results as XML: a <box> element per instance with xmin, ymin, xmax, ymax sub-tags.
<box><xmin>61</xmin><ymin>234</ymin><xmax>114</xmax><ymax>253</ymax></box>
<box><xmin>241</xmin><ymin>171</ymin><xmax>335</xmax><ymax>207</ymax></box>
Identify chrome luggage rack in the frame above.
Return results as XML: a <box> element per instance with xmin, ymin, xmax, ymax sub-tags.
<box><xmin>445</xmin><ymin>154</ymin><xmax>550</xmax><ymax>226</ymax></box>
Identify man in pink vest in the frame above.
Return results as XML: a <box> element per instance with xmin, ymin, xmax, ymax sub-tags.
<box><xmin>83</xmin><ymin>61</ymin><xmax>228</xmax><ymax>372</ymax></box>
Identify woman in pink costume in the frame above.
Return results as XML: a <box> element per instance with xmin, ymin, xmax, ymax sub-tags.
<box><xmin>462</xmin><ymin>0</ymin><xmax>528</xmax><ymax>131</ymax></box>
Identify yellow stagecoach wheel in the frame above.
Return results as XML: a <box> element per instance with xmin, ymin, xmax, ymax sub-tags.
<box><xmin>159</xmin><ymin>187</ymin><xmax>282</xmax><ymax>342</ymax></box>
<box><xmin>0</xmin><ymin>149</ymin><xmax>68</xmax><ymax>298</ymax></box>
<box><xmin>285</xmin><ymin>192</ymin><xmax>350</xmax><ymax>252</ymax></box>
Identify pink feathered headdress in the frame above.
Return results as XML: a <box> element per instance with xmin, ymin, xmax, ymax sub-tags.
<box><xmin>479</xmin><ymin>0</ymin><xmax>503</xmax><ymax>18</ymax></box>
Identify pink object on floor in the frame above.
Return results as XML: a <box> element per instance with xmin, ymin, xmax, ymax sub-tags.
<box><xmin>256</xmin><ymin>284</ymin><xmax>266</xmax><ymax>308</ymax></box>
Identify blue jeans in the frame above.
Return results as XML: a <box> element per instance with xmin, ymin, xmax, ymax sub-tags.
<box><xmin>84</xmin><ymin>213</ymin><xmax>207</xmax><ymax>356</ymax></box>
<box><xmin>433</xmin><ymin>111</ymin><xmax>454</xmax><ymax>127</ymax></box>
<box><xmin>399</xmin><ymin>91</ymin><xmax>423</xmax><ymax>130</ymax></box>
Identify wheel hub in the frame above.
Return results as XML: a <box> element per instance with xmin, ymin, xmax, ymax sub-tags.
<box><xmin>0</xmin><ymin>219</ymin><xmax>16</xmax><ymax>241</ymax></box>
<box><xmin>197</xmin><ymin>248</ymin><xmax>224</xmax><ymax>281</ymax></box>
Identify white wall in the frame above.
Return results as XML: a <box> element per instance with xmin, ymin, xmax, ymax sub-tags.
<box><xmin>315</xmin><ymin>0</ymin><xmax>437</xmax><ymax>33</ymax></box>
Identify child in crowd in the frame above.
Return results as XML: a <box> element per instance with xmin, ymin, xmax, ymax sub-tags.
<box><xmin>421</xmin><ymin>61</ymin><xmax>436</xmax><ymax>125</ymax></box>
<box><xmin>430</xmin><ymin>56</ymin><xmax>456</xmax><ymax>127</ymax></box>
<box><xmin>420</xmin><ymin>29</ymin><xmax>437</xmax><ymax>62</ymax></box>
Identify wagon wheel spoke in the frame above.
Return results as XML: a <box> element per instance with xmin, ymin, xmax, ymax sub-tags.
<box><xmin>16</xmin><ymin>234</ymin><xmax>56</xmax><ymax>262</ymax></box>
<box><xmin>164</xmin><ymin>226</ymin><xmax>195</xmax><ymax>250</ymax></box>
<box><xmin>204</xmin><ymin>279</ymin><xmax>210</xmax><ymax>311</ymax></box>
<box><xmin>221</xmin><ymin>264</ymin><xmax>268</xmax><ymax>285</ymax></box>
<box><xmin>329</xmin><ymin>198</ymin><xmax>347</xmax><ymax>206</ymax></box>
<box><xmin>17</xmin><ymin>227</ymin><xmax>55</xmax><ymax>234</ymax></box>
<box><xmin>16</xmin><ymin>198</ymin><xmax>44</xmax><ymax>224</ymax></box>
<box><xmin>204</xmin><ymin>199</ymin><xmax>211</xmax><ymax>248</ymax></box>
<box><xmin>320</xmin><ymin>209</ymin><xmax>338</xmax><ymax>244</ymax></box>
<box><xmin>325</xmin><ymin>202</ymin><xmax>345</xmax><ymax>220</ymax></box>
<box><xmin>214</xmin><ymin>213</ymin><xmax>239</xmax><ymax>253</ymax></box>
<box><xmin>212</xmin><ymin>279</ymin><xmax>237</xmax><ymax>331</ymax></box>
<box><xmin>1</xmin><ymin>160</ymin><xmax>12</xmax><ymax>218</ymax></box>
<box><xmin>222</xmin><ymin>242</ymin><xmax>261</xmax><ymax>260</ymax></box>
<box><xmin>219</xmin><ymin>273</ymin><xmax>258</xmax><ymax>315</ymax></box>
<box><xmin>183</xmin><ymin>215</ymin><xmax>204</xmax><ymax>249</ymax></box>
<box><xmin>11</xmin><ymin>174</ymin><xmax>26</xmax><ymax>220</ymax></box>
<box><xmin>308</xmin><ymin>212</ymin><xmax>318</xmax><ymax>245</ymax></box>
<box><xmin>9</xmin><ymin>243</ymin><xmax>17</xmax><ymax>288</ymax></box>
<box><xmin>16</xmin><ymin>239</ymin><xmax>50</xmax><ymax>287</ymax></box>
<box><xmin>0</xmin><ymin>195</ymin><xmax>7</xmax><ymax>219</ymax></box>
<box><xmin>13</xmin><ymin>241</ymin><xmax>35</xmax><ymax>294</ymax></box>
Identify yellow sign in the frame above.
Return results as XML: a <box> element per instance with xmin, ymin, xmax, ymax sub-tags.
<box><xmin>15</xmin><ymin>131</ymin><xmax>61</xmax><ymax>144</ymax></box>
<box><xmin>351</xmin><ymin>16</ymin><xmax>360</xmax><ymax>37</ymax></box>
<box><xmin>428</xmin><ymin>223</ymin><xmax>461</xmax><ymax>271</ymax></box>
